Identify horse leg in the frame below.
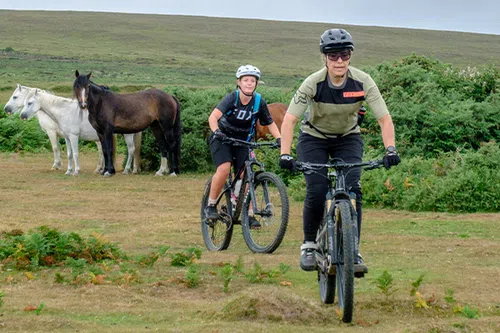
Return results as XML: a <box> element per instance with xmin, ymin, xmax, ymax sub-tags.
<box><xmin>47</xmin><ymin>130</ymin><xmax>62</xmax><ymax>170</ymax></box>
<box><xmin>68</xmin><ymin>134</ymin><xmax>80</xmax><ymax>176</ymax></box>
<box><xmin>102</xmin><ymin>131</ymin><xmax>116</xmax><ymax>177</ymax></box>
<box><xmin>133</xmin><ymin>132</ymin><xmax>142</xmax><ymax>174</ymax></box>
<box><xmin>163</xmin><ymin>98</ymin><xmax>182</xmax><ymax>175</ymax></box>
<box><xmin>95</xmin><ymin>141</ymin><xmax>104</xmax><ymax>174</ymax></box>
<box><xmin>150</xmin><ymin>123</ymin><xmax>169</xmax><ymax>176</ymax></box>
<box><xmin>158</xmin><ymin>117</ymin><xmax>179</xmax><ymax>176</ymax></box>
<box><xmin>122</xmin><ymin>134</ymin><xmax>135</xmax><ymax>175</ymax></box>
<box><xmin>64</xmin><ymin>138</ymin><xmax>73</xmax><ymax>176</ymax></box>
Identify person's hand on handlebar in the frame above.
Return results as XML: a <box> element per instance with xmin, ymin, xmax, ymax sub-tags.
<box><xmin>279</xmin><ymin>154</ymin><xmax>296</xmax><ymax>172</ymax></box>
<box><xmin>383</xmin><ymin>146</ymin><xmax>401</xmax><ymax>169</ymax></box>
<box><xmin>213</xmin><ymin>129</ymin><xmax>227</xmax><ymax>141</ymax></box>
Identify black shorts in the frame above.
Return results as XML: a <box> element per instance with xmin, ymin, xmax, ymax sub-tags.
<box><xmin>209</xmin><ymin>134</ymin><xmax>248</xmax><ymax>172</ymax></box>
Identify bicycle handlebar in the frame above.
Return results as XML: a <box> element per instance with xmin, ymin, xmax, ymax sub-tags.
<box><xmin>296</xmin><ymin>159</ymin><xmax>384</xmax><ymax>172</ymax></box>
<box><xmin>223</xmin><ymin>136</ymin><xmax>280</xmax><ymax>149</ymax></box>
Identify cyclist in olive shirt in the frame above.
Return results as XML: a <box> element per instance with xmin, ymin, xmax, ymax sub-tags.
<box><xmin>279</xmin><ymin>28</ymin><xmax>401</xmax><ymax>272</ymax></box>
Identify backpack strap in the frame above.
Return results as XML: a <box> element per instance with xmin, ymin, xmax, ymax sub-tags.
<box><xmin>231</xmin><ymin>90</ymin><xmax>239</xmax><ymax>113</ymax></box>
<box><xmin>246</xmin><ymin>92</ymin><xmax>261</xmax><ymax>142</ymax></box>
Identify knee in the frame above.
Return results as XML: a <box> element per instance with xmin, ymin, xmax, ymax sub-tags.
<box><xmin>216</xmin><ymin>163</ymin><xmax>231</xmax><ymax>176</ymax></box>
<box><xmin>305</xmin><ymin>183</ymin><xmax>328</xmax><ymax>206</ymax></box>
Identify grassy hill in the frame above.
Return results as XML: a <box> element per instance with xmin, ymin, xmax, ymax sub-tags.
<box><xmin>1</xmin><ymin>10</ymin><xmax>499</xmax><ymax>93</ymax></box>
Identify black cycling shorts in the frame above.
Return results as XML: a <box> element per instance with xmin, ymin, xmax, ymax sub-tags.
<box><xmin>209</xmin><ymin>133</ymin><xmax>248</xmax><ymax>172</ymax></box>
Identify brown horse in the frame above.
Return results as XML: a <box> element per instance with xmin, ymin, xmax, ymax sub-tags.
<box><xmin>73</xmin><ymin>71</ymin><xmax>181</xmax><ymax>176</ymax></box>
<box><xmin>256</xmin><ymin>102</ymin><xmax>287</xmax><ymax>140</ymax></box>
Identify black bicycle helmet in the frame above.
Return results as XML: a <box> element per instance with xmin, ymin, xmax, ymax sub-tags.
<box><xmin>319</xmin><ymin>28</ymin><xmax>355</xmax><ymax>53</ymax></box>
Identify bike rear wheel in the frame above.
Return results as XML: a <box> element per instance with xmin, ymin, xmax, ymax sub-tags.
<box><xmin>201</xmin><ymin>177</ymin><xmax>233</xmax><ymax>251</ymax></box>
<box><xmin>242</xmin><ymin>172</ymin><xmax>289</xmax><ymax>253</ymax></box>
<box><xmin>334</xmin><ymin>201</ymin><xmax>355</xmax><ymax>323</ymax></box>
<box><xmin>318</xmin><ymin>203</ymin><xmax>335</xmax><ymax>303</ymax></box>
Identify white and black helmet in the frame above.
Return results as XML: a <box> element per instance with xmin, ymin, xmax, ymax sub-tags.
<box><xmin>236</xmin><ymin>64</ymin><xmax>261</xmax><ymax>80</ymax></box>
<box><xmin>320</xmin><ymin>28</ymin><xmax>355</xmax><ymax>53</ymax></box>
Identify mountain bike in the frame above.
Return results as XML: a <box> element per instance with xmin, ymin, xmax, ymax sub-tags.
<box><xmin>201</xmin><ymin>136</ymin><xmax>289</xmax><ymax>253</ymax></box>
<box><xmin>296</xmin><ymin>158</ymin><xmax>383</xmax><ymax>323</ymax></box>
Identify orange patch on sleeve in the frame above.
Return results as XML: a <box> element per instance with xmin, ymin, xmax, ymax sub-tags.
<box><xmin>343</xmin><ymin>91</ymin><xmax>365</xmax><ymax>98</ymax></box>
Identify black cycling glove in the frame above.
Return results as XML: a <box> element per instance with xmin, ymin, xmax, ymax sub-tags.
<box><xmin>213</xmin><ymin>129</ymin><xmax>227</xmax><ymax>141</ymax></box>
<box><xmin>279</xmin><ymin>154</ymin><xmax>296</xmax><ymax>172</ymax></box>
<box><xmin>383</xmin><ymin>146</ymin><xmax>401</xmax><ymax>169</ymax></box>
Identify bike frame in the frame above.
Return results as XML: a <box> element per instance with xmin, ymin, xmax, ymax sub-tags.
<box><xmin>298</xmin><ymin>160</ymin><xmax>383</xmax><ymax>273</ymax></box>
<box><xmin>215</xmin><ymin>137</ymin><xmax>277</xmax><ymax>223</ymax></box>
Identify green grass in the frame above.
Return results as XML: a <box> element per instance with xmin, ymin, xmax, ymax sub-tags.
<box><xmin>375</xmin><ymin>219</ymin><xmax>500</xmax><ymax>239</ymax></box>
<box><xmin>1</xmin><ymin>10</ymin><xmax>499</xmax><ymax>91</ymax></box>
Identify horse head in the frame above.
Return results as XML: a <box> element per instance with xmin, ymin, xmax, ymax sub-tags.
<box><xmin>20</xmin><ymin>89</ymin><xmax>42</xmax><ymax>120</ymax></box>
<box><xmin>4</xmin><ymin>84</ymin><xmax>30</xmax><ymax>115</ymax></box>
<box><xmin>73</xmin><ymin>70</ymin><xmax>92</xmax><ymax>110</ymax></box>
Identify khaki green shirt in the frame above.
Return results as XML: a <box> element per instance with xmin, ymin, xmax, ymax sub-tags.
<box><xmin>287</xmin><ymin>66</ymin><xmax>389</xmax><ymax>138</ymax></box>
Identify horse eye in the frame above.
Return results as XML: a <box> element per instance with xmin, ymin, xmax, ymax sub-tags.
<box><xmin>13</xmin><ymin>96</ymin><xmax>17</xmax><ymax>99</ymax></box>
<box><xmin>28</xmin><ymin>102</ymin><xmax>32</xmax><ymax>106</ymax></box>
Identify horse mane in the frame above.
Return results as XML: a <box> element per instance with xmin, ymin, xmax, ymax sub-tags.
<box><xmin>34</xmin><ymin>89</ymin><xmax>73</xmax><ymax>105</ymax></box>
<box><xmin>90</xmin><ymin>81</ymin><xmax>111</xmax><ymax>92</ymax></box>
<box><xmin>20</xmin><ymin>85</ymin><xmax>49</xmax><ymax>95</ymax></box>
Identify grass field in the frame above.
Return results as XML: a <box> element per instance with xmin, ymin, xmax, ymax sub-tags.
<box><xmin>0</xmin><ymin>152</ymin><xmax>499</xmax><ymax>332</ymax></box>
<box><xmin>1</xmin><ymin>10</ymin><xmax>500</xmax><ymax>103</ymax></box>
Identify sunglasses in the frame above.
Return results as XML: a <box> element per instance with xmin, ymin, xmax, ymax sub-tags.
<box><xmin>326</xmin><ymin>51</ymin><xmax>351</xmax><ymax>62</ymax></box>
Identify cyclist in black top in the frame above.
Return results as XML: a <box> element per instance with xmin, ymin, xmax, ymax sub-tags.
<box><xmin>279</xmin><ymin>29</ymin><xmax>401</xmax><ymax>272</ymax></box>
<box><xmin>205</xmin><ymin>65</ymin><xmax>281</xmax><ymax>227</ymax></box>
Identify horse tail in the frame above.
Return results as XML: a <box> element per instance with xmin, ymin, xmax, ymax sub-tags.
<box><xmin>173</xmin><ymin>95</ymin><xmax>182</xmax><ymax>174</ymax></box>
<box><xmin>134</xmin><ymin>131</ymin><xmax>142</xmax><ymax>173</ymax></box>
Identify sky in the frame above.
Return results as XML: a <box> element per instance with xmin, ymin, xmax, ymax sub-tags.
<box><xmin>2</xmin><ymin>0</ymin><xmax>499</xmax><ymax>35</ymax></box>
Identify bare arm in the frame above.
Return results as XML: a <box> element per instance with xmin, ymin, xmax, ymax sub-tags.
<box><xmin>208</xmin><ymin>108</ymin><xmax>223</xmax><ymax>132</ymax></box>
<box><xmin>266</xmin><ymin>122</ymin><xmax>281</xmax><ymax>139</ymax></box>
<box><xmin>377</xmin><ymin>114</ymin><xmax>396</xmax><ymax>148</ymax></box>
<box><xmin>280</xmin><ymin>113</ymin><xmax>300</xmax><ymax>155</ymax></box>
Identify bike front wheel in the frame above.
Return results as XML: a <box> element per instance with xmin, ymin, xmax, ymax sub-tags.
<box><xmin>334</xmin><ymin>201</ymin><xmax>355</xmax><ymax>323</ymax></box>
<box><xmin>200</xmin><ymin>177</ymin><xmax>233</xmax><ymax>251</ymax></box>
<box><xmin>242</xmin><ymin>172</ymin><xmax>289</xmax><ymax>253</ymax></box>
<box><xmin>318</xmin><ymin>204</ymin><xmax>335</xmax><ymax>304</ymax></box>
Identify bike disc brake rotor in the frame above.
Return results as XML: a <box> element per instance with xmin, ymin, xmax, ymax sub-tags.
<box><xmin>257</xmin><ymin>202</ymin><xmax>275</xmax><ymax>226</ymax></box>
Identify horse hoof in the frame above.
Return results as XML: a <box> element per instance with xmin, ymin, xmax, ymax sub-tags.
<box><xmin>65</xmin><ymin>170</ymin><xmax>72</xmax><ymax>176</ymax></box>
<box><xmin>103</xmin><ymin>172</ymin><xmax>114</xmax><ymax>177</ymax></box>
<box><xmin>168</xmin><ymin>172</ymin><xmax>177</xmax><ymax>177</ymax></box>
<box><xmin>154</xmin><ymin>171</ymin><xmax>164</xmax><ymax>177</ymax></box>
<box><xmin>72</xmin><ymin>172</ymin><xmax>79</xmax><ymax>176</ymax></box>
<box><xmin>122</xmin><ymin>169</ymin><xmax>130</xmax><ymax>175</ymax></box>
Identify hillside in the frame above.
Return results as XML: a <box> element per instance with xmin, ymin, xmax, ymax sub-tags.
<box><xmin>1</xmin><ymin>10</ymin><xmax>499</xmax><ymax>91</ymax></box>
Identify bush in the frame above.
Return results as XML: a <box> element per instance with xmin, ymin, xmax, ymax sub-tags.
<box><xmin>361</xmin><ymin>54</ymin><xmax>499</xmax><ymax>158</ymax></box>
<box><xmin>361</xmin><ymin>141</ymin><xmax>500</xmax><ymax>212</ymax></box>
<box><xmin>0</xmin><ymin>114</ymin><xmax>50</xmax><ymax>153</ymax></box>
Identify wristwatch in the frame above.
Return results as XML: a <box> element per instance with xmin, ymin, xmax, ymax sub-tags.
<box><xmin>386</xmin><ymin>146</ymin><xmax>397</xmax><ymax>154</ymax></box>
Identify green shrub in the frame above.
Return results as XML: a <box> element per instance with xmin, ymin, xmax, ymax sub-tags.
<box><xmin>0</xmin><ymin>115</ymin><xmax>50</xmax><ymax>153</ymax></box>
<box><xmin>0</xmin><ymin>226</ymin><xmax>123</xmax><ymax>270</ymax></box>
<box><xmin>361</xmin><ymin>142</ymin><xmax>500</xmax><ymax>212</ymax></box>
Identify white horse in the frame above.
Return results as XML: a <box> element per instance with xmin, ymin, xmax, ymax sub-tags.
<box><xmin>5</xmin><ymin>84</ymin><xmax>70</xmax><ymax>170</ymax></box>
<box><xmin>18</xmin><ymin>88</ymin><xmax>141</xmax><ymax>175</ymax></box>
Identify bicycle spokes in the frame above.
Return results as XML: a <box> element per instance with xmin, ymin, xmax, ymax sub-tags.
<box><xmin>242</xmin><ymin>172</ymin><xmax>289</xmax><ymax>253</ymax></box>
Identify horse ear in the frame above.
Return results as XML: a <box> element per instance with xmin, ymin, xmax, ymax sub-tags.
<box><xmin>87</xmin><ymin>72</ymin><xmax>92</xmax><ymax>80</ymax></box>
<box><xmin>75</xmin><ymin>70</ymin><xmax>80</xmax><ymax>78</ymax></box>
<box><xmin>17</xmin><ymin>83</ymin><xmax>21</xmax><ymax>91</ymax></box>
<box><xmin>35</xmin><ymin>89</ymin><xmax>38</xmax><ymax>95</ymax></box>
